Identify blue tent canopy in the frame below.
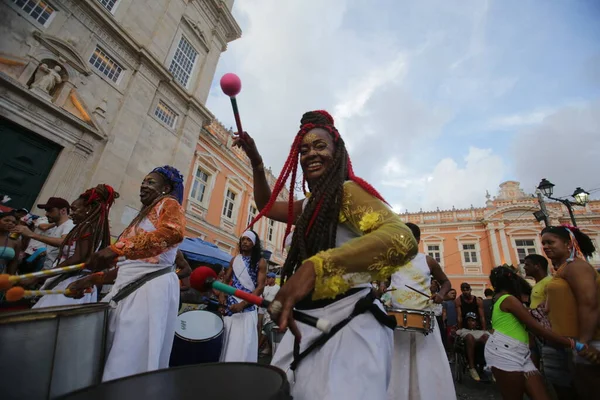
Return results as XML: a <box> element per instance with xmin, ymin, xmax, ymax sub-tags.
<box><xmin>179</xmin><ymin>237</ymin><xmax>233</xmax><ymax>265</ymax></box>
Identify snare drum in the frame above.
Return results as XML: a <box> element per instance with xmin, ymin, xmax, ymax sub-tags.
<box><xmin>61</xmin><ymin>363</ymin><xmax>291</xmax><ymax>400</ymax></box>
<box><xmin>169</xmin><ymin>310</ymin><xmax>224</xmax><ymax>367</ymax></box>
<box><xmin>386</xmin><ymin>307</ymin><xmax>435</xmax><ymax>335</ymax></box>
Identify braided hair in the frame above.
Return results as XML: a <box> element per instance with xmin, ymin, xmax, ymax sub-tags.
<box><xmin>247</xmin><ymin>110</ymin><xmax>387</xmax><ymax>285</ymax></box>
<box><xmin>489</xmin><ymin>266</ymin><xmax>530</xmax><ymax>299</ymax></box>
<box><xmin>58</xmin><ymin>184</ymin><xmax>119</xmax><ymax>262</ymax></box>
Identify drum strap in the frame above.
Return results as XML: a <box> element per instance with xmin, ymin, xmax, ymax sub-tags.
<box><xmin>110</xmin><ymin>266</ymin><xmax>174</xmax><ymax>305</ymax></box>
<box><xmin>290</xmin><ymin>291</ymin><xmax>396</xmax><ymax>371</ymax></box>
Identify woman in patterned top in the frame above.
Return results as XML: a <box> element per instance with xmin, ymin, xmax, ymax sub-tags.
<box><xmin>233</xmin><ymin>110</ymin><xmax>418</xmax><ymax>400</ymax></box>
<box><xmin>219</xmin><ymin>229</ymin><xmax>267</xmax><ymax>362</ymax></box>
<box><xmin>76</xmin><ymin>166</ymin><xmax>186</xmax><ymax>382</ymax></box>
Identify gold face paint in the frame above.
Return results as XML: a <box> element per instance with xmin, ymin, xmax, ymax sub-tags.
<box><xmin>302</xmin><ymin>132</ymin><xmax>320</xmax><ymax>145</ymax></box>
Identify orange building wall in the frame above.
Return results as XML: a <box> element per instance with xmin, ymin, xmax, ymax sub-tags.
<box><xmin>181</xmin><ymin>120</ymin><xmax>290</xmax><ymax>268</ymax></box>
<box><xmin>401</xmin><ymin>181</ymin><xmax>600</xmax><ymax>297</ymax></box>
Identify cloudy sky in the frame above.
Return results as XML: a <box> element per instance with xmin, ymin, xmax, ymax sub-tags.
<box><xmin>206</xmin><ymin>0</ymin><xmax>600</xmax><ymax>213</ymax></box>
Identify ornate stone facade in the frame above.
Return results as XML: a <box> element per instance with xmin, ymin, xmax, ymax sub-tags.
<box><xmin>0</xmin><ymin>0</ymin><xmax>241</xmax><ymax>233</ymax></box>
<box><xmin>399</xmin><ymin>181</ymin><xmax>600</xmax><ymax>296</ymax></box>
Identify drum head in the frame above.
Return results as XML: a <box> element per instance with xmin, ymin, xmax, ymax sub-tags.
<box><xmin>60</xmin><ymin>363</ymin><xmax>291</xmax><ymax>400</ymax></box>
<box><xmin>175</xmin><ymin>310</ymin><xmax>223</xmax><ymax>341</ymax></box>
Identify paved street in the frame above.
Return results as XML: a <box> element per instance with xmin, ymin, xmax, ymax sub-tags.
<box><xmin>455</xmin><ymin>378</ymin><xmax>502</xmax><ymax>400</ymax></box>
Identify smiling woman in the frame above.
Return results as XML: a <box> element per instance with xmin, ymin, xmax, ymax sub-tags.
<box><xmin>70</xmin><ymin>165</ymin><xmax>186</xmax><ymax>382</ymax></box>
<box><xmin>232</xmin><ymin>110</ymin><xmax>418</xmax><ymax>400</ymax></box>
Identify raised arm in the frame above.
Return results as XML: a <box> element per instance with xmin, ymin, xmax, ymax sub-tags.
<box><xmin>232</xmin><ymin>131</ymin><xmax>304</xmax><ymax>223</ymax></box>
<box><xmin>306</xmin><ymin>181</ymin><xmax>418</xmax><ymax>300</ymax></box>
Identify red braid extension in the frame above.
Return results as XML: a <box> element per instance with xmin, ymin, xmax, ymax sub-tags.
<box><xmin>313</xmin><ymin>110</ymin><xmax>335</xmax><ymax>125</ymax></box>
<box><xmin>305</xmin><ymin>196</ymin><xmax>324</xmax><ymax>236</ymax></box>
<box><xmin>346</xmin><ymin>155</ymin><xmax>388</xmax><ymax>204</ymax></box>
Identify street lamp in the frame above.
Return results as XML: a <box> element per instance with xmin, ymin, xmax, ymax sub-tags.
<box><xmin>537</xmin><ymin>179</ymin><xmax>590</xmax><ymax>227</ymax></box>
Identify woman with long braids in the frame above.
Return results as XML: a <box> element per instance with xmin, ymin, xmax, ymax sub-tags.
<box><xmin>32</xmin><ymin>184</ymin><xmax>118</xmax><ymax>308</ymax></box>
<box><xmin>234</xmin><ymin>110</ymin><xmax>418</xmax><ymax>399</ymax></box>
<box><xmin>74</xmin><ymin>166</ymin><xmax>186</xmax><ymax>382</ymax></box>
<box><xmin>541</xmin><ymin>225</ymin><xmax>599</xmax><ymax>399</ymax></box>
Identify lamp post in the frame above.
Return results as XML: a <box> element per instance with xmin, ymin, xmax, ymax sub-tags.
<box><xmin>537</xmin><ymin>179</ymin><xmax>590</xmax><ymax>227</ymax></box>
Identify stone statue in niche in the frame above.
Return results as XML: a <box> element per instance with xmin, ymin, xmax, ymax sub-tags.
<box><xmin>31</xmin><ymin>64</ymin><xmax>63</xmax><ymax>95</ymax></box>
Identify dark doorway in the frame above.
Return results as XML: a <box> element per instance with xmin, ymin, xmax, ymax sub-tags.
<box><xmin>0</xmin><ymin>117</ymin><xmax>61</xmax><ymax>210</ymax></box>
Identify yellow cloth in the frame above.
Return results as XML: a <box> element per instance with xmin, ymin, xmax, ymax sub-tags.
<box><xmin>546</xmin><ymin>271</ymin><xmax>600</xmax><ymax>340</ymax></box>
<box><xmin>307</xmin><ymin>181</ymin><xmax>418</xmax><ymax>300</ymax></box>
<box><xmin>529</xmin><ymin>275</ymin><xmax>552</xmax><ymax>309</ymax></box>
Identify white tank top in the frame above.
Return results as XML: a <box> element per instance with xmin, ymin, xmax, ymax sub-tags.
<box><xmin>390</xmin><ymin>253</ymin><xmax>439</xmax><ymax>313</ymax></box>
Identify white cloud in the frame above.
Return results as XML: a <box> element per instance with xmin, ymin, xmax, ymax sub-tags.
<box><xmin>381</xmin><ymin>147</ymin><xmax>505</xmax><ymax>211</ymax></box>
<box><xmin>513</xmin><ymin>102</ymin><xmax>600</xmax><ymax>198</ymax></box>
<box><xmin>488</xmin><ymin>109</ymin><xmax>553</xmax><ymax>130</ymax></box>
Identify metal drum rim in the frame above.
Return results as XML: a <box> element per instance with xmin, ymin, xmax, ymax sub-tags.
<box><xmin>57</xmin><ymin>362</ymin><xmax>288</xmax><ymax>399</ymax></box>
<box><xmin>385</xmin><ymin>307</ymin><xmax>435</xmax><ymax>315</ymax></box>
<box><xmin>0</xmin><ymin>303</ymin><xmax>111</xmax><ymax>324</ymax></box>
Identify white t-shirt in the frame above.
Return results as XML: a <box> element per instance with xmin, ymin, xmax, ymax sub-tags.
<box><xmin>25</xmin><ymin>217</ymin><xmax>50</xmax><ymax>254</ymax></box>
<box><xmin>42</xmin><ymin>219</ymin><xmax>75</xmax><ymax>270</ymax></box>
<box><xmin>263</xmin><ymin>284</ymin><xmax>280</xmax><ymax>303</ymax></box>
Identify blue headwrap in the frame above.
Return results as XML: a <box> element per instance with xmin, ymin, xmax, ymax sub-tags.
<box><xmin>151</xmin><ymin>165</ymin><xmax>184</xmax><ymax>204</ymax></box>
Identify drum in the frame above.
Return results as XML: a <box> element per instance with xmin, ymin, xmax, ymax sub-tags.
<box><xmin>59</xmin><ymin>363</ymin><xmax>291</xmax><ymax>400</ymax></box>
<box><xmin>169</xmin><ymin>309</ymin><xmax>224</xmax><ymax>366</ymax></box>
<box><xmin>0</xmin><ymin>303</ymin><xmax>110</xmax><ymax>399</ymax></box>
<box><xmin>386</xmin><ymin>307</ymin><xmax>435</xmax><ymax>334</ymax></box>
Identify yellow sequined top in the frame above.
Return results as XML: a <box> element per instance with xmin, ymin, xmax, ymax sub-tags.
<box><xmin>307</xmin><ymin>181</ymin><xmax>418</xmax><ymax>300</ymax></box>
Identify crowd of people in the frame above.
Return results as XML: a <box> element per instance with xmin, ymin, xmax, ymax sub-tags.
<box><xmin>0</xmin><ymin>109</ymin><xmax>598</xmax><ymax>400</ymax></box>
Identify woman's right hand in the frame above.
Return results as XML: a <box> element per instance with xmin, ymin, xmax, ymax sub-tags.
<box><xmin>232</xmin><ymin>132</ymin><xmax>262</xmax><ymax>167</ymax></box>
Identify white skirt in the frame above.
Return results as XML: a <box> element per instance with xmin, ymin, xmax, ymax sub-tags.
<box><xmin>220</xmin><ymin>310</ymin><xmax>259</xmax><ymax>362</ymax></box>
<box><xmin>32</xmin><ymin>275</ymin><xmax>97</xmax><ymax>309</ymax></box>
<box><xmin>387</xmin><ymin>325</ymin><xmax>456</xmax><ymax>400</ymax></box>
<box><xmin>484</xmin><ymin>331</ymin><xmax>537</xmax><ymax>374</ymax></box>
<box><xmin>271</xmin><ymin>288</ymin><xmax>393</xmax><ymax>400</ymax></box>
<box><xmin>102</xmin><ymin>272</ymin><xmax>179</xmax><ymax>382</ymax></box>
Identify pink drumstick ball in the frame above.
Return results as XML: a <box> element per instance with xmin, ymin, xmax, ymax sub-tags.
<box><xmin>220</xmin><ymin>73</ymin><xmax>242</xmax><ymax>97</ymax></box>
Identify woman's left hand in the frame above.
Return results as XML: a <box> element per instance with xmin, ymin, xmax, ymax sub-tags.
<box><xmin>268</xmin><ymin>261</ymin><xmax>316</xmax><ymax>342</ymax></box>
<box><xmin>87</xmin><ymin>247</ymin><xmax>119</xmax><ymax>272</ymax></box>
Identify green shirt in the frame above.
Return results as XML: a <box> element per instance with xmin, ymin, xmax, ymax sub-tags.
<box><xmin>492</xmin><ymin>294</ymin><xmax>529</xmax><ymax>344</ymax></box>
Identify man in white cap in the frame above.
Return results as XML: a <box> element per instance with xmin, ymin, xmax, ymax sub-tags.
<box><xmin>219</xmin><ymin>229</ymin><xmax>267</xmax><ymax>362</ymax></box>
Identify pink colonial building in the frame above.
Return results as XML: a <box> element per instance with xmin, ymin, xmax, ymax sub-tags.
<box><xmin>398</xmin><ymin>181</ymin><xmax>600</xmax><ymax>296</ymax></box>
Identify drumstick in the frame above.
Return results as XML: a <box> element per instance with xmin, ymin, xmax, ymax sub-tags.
<box><xmin>405</xmin><ymin>285</ymin><xmax>432</xmax><ymax>299</ymax></box>
<box><xmin>4</xmin><ymin>286</ymin><xmax>92</xmax><ymax>302</ymax></box>
<box><xmin>0</xmin><ymin>263</ymin><xmax>86</xmax><ymax>290</ymax></box>
<box><xmin>190</xmin><ymin>267</ymin><xmax>333</xmax><ymax>333</ymax></box>
<box><xmin>220</xmin><ymin>73</ymin><xmax>245</xmax><ymax>137</ymax></box>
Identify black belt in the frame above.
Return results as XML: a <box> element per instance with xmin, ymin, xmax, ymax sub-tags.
<box><xmin>111</xmin><ymin>266</ymin><xmax>174</xmax><ymax>304</ymax></box>
<box><xmin>290</xmin><ymin>291</ymin><xmax>396</xmax><ymax>371</ymax></box>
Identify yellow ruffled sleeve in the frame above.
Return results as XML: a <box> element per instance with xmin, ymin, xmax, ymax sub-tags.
<box><xmin>307</xmin><ymin>181</ymin><xmax>418</xmax><ymax>300</ymax></box>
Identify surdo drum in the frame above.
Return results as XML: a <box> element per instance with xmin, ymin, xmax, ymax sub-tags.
<box><xmin>169</xmin><ymin>309</ymin><xmax>224</xmax><ymax>366</ymax></box>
